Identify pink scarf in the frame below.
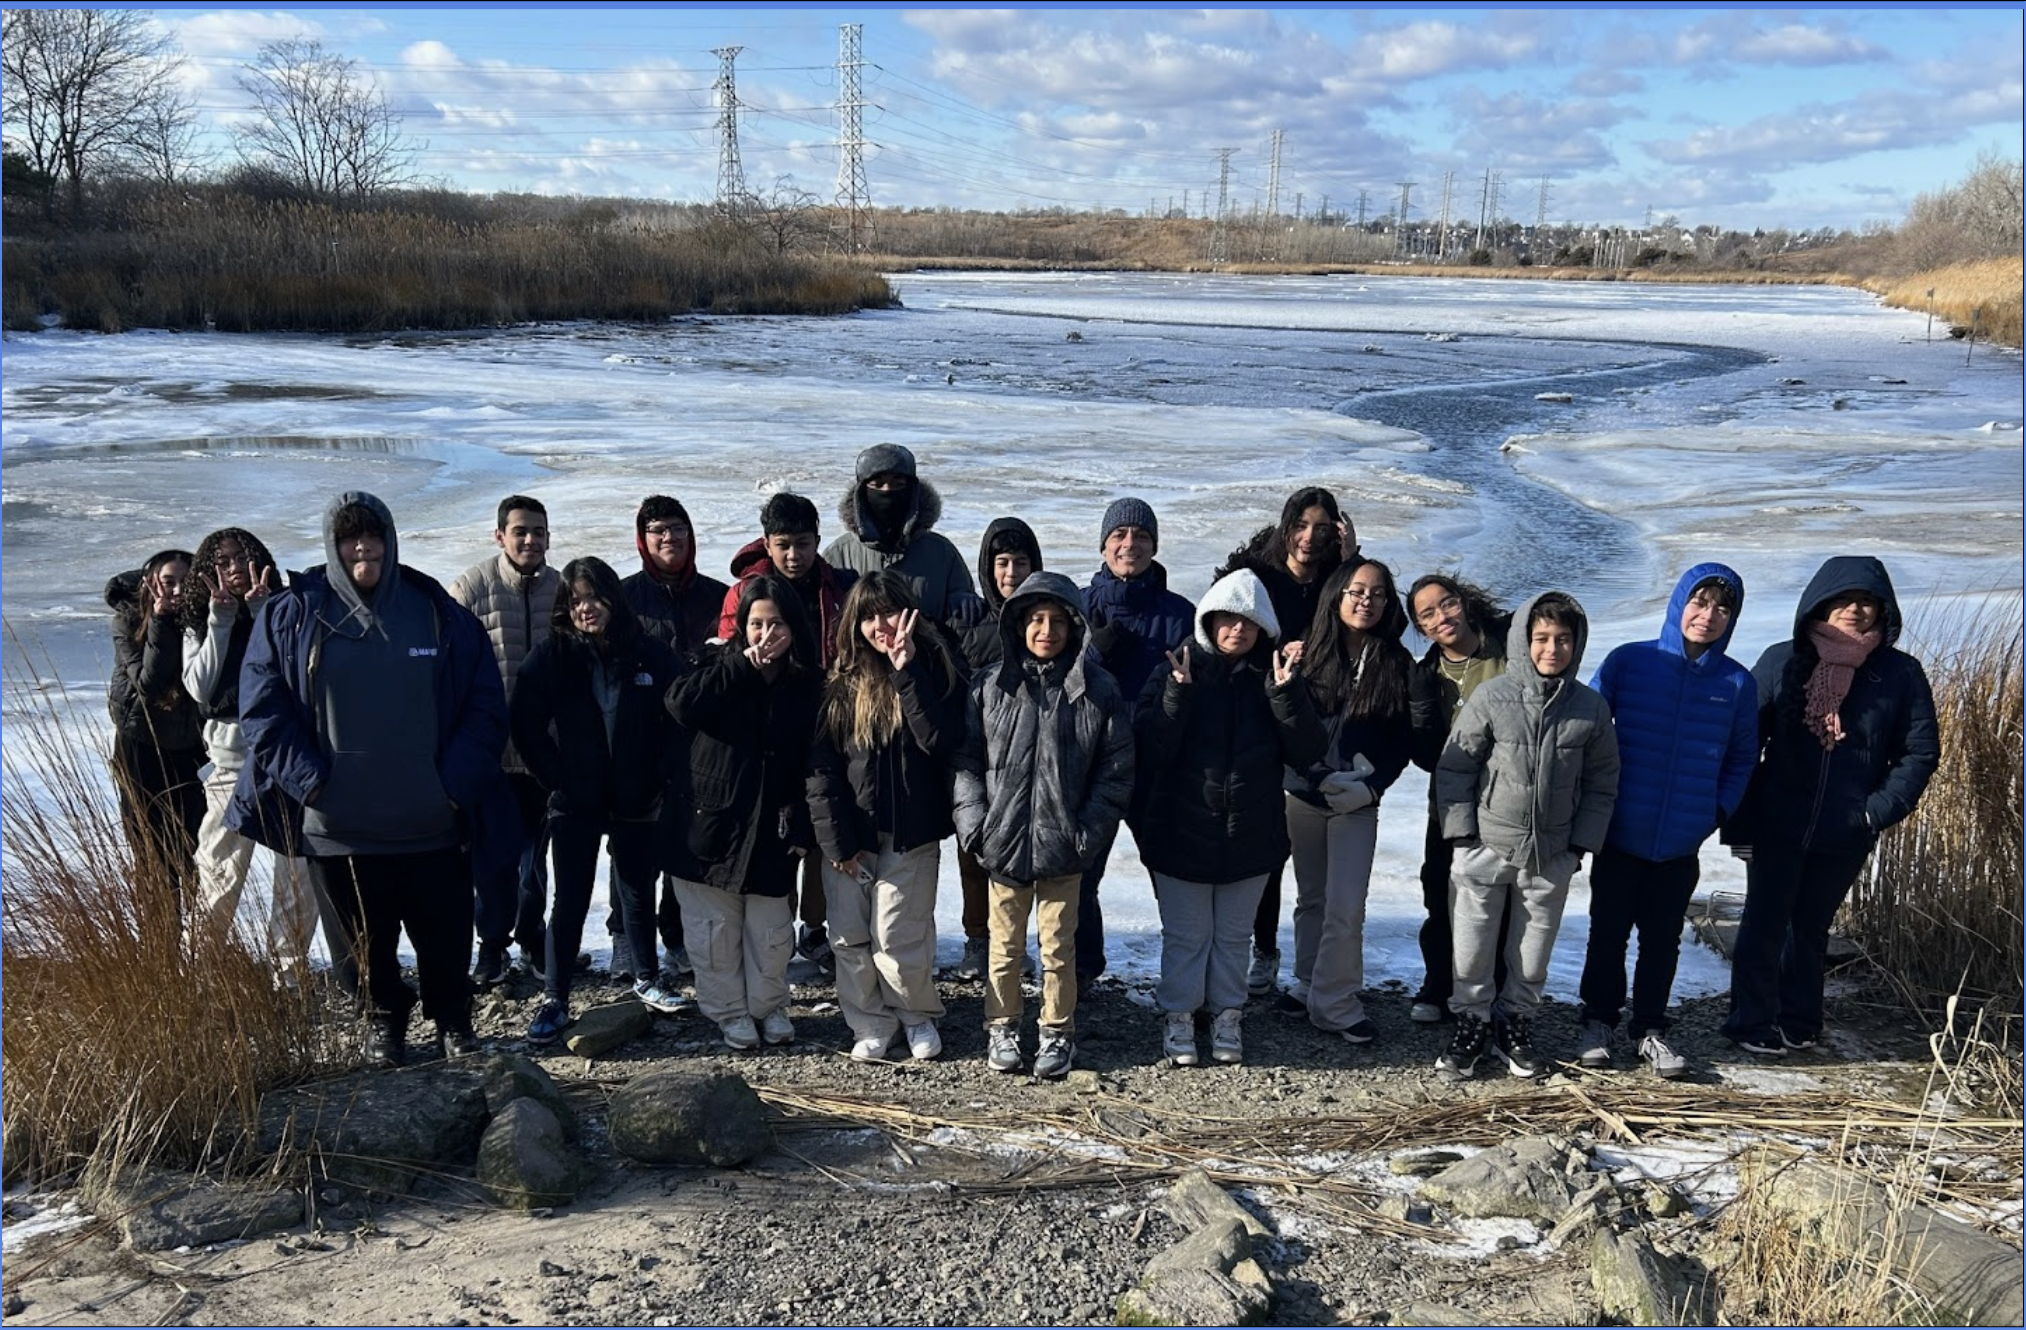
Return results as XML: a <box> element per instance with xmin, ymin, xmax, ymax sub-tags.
<box><xmin>1803</xmin><ymin>620</ymin><xmax>1882</xmax><ymax>749</ymax></box>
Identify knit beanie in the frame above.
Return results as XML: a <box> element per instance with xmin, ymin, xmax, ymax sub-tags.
<box><xmin>1099</xmin><ymin>497</ymin><xmax>1159</xmax><ymax>551</ymax></box>
<box><xmin>855</xmin><ymin>443</ymin><xmax>918</xmax><ymax>484</ymax></box>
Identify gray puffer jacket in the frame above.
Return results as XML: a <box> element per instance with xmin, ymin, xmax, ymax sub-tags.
<box><xmin>1436</xmin><ymin>592</ymin><xmax>1620</xmax><ymax>867</ymax></box>
<box><xmin>448</xmin><ymin>551</ymin><xmax>559</xmax><ymax>774</ymax></box>
<box><xmin>952</xmin><ymin>572</ymin><xmax>1135</xmax><ymax>884</ymax></box>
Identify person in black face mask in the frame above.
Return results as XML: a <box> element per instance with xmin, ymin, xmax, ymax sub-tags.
<box><xmin>823</xmin><ymin>443</ymin><xmax>983</xmax><ymax>640</ymax></box>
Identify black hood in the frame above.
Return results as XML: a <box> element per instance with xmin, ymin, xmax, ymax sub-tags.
<box><xmin>1793</xmin><ymin>555</ymin><xmax>1903</xmax><ymax>648</ymax></box>
<box><xmin>976</xmin><ymin>516</ymin><xmax>1045</xmax><ymax>614</ymax></box>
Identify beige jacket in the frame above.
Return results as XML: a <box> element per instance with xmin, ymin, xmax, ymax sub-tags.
<box><xmin>448</xmin><ymin>552</ymin><xmax>560</xmax><ymax>773</ymax></box>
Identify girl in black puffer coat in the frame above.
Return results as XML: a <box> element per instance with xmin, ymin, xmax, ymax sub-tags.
<box><xmin>1134</xmin><ymin>568</ymin><xmax>1324</xmax><ymax>1068</ymax></box>
<box><xmin>1721</xmin><ymin>555</ymin><xmax>1939</xmax><ymax>1054</ymax></box>
<box><xmin>662</xmin><ymin>574</ymin><xmax>823</xmax><ymax>1052</ymax></box>
<box><xmin>808</xmin><ymin>571</ymin><xmax>965</xmax><ymax>1063</ymax></box>
<box><xmin>106</xmin><ymin>548</ymin><xmax>205</xmax><ymax>922</ymax></box>
<box><xmin>511</xmin><ymin>557</ymin><xmax>686</xmax><ymax>1048</ymax></box>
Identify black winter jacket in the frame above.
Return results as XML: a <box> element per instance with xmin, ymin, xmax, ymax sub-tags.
<box><xmin>106</xmin><ymin>570</ymin><xmax>203</xmax><ymax>756</ymax></box>
<box><xmin>808</xmin><ymin>649</ymin><xmax>964</xmax><ymax>863</ymax></box>
<box><xmin>960</xmin><ymin>517</ymin><xmax>1045</xmax><ymax>672</ymax></box>
<box><xmin>1726</xmin><ymin>556</ymin><xmax>1939</xmax><ymax>854</ymax></box>
<box><xmin>952</xmin><ymin>571</ymin><xmax>1134</xmax><ymax>884</ymax></box>
<box><xmin>511</xmin><ymin>632</ymin><xmax>685</xmax><ymax>823</ymax></box>
<box><xmin>663</xmin><ymin>646</ymin><xmax>821</xmax><ymax>896</ymax></box>
<box><xmin>1131</xmin><ymin>574</ymin><xmax>1326</xmax><ymax>884</ymax></box>
<box><xmin>621</xmin><ymin>565</ymin><xmax>733</xmax><ymax>664</ymax></box>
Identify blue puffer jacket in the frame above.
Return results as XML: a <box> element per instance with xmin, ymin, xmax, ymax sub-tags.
<box><xmin>1085</xmin><ymin>561</ymin><xmax>1195</xmax><ymax>700</ymax></box>
<box><xmin>1591</xmin><ymin>563</ymin><xmax>1759</xmax><ymax>862</ymax></box>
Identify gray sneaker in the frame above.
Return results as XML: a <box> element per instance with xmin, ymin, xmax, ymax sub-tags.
<box><xmin>1033</xmin><ymin>1028</ymin><xmax>1074</xmax><ymax>1079</ymax></box>
<box><xmin>1246</xmin><ymin>947</ymin><xmax>1280</xmax><ymax>997</ymax></box>
<box><xmin>986</xmin><ymin>1023</ymin><xmax>1023</xmax><ymax>1073</ymax></box>
<box><xmin>1638</xmin><ymin>1031</ymin><xmax>1687</xmax><ymax>1079</ymax></box>
<box><xmin>953</xmin><ymin>937</ymin><xmax>989</xmax><ymax>981</ymax></box>
<box><xmin>1210</xmin><ymin>1008</ymin><xmax>1244</xmax><ymax>1064</ymax></box>
<box><xmin>1578</xmin><ymin>1019</ymin><xmax>1615</xmax><ymax>1069</ymax></box>
<box><xmin>633</xmin><ymin>978</ymin><xmax>693</xmax><ymax>1015</ymax></box>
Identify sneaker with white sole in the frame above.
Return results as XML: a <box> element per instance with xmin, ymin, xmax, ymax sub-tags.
<box><xmin>721</xmin><ymin>1015</ymin><xmax>760</xmax><ymax>1051</ymax></box>
<box><xmin>851</xmin><ymin>1032</ymin><xmax>894</xmax><ymax>1062</ymax></box>
<box><xmin>761</xmin><ymin>1009</ymin><xmax>796</xmax><ymax>1045</ymax></box>
<box><xmin>1638</xmin><ymin>1032</ymin><xmax>1687</xmax><ymax>1079</ymax></box>
<box><xmin>1163</xmin><ymin>1012</ymin><xmax>1199</xmax><ymax>1067</ymax></box>
<box><xmin>1577</xmin><ymin>1019</ymin><xmax>1615</xmax><ymax>1069</ymax></box>
<box><xmin>1340</xmin><ymin>1019</ymin><xmax>1379</xmax><ymax>1045</ymax></box>
<box><xmin>1210</xmin><ymin>1008</ymin><xmax>1244</xmax><ymax>1065</ymax></box>
<box><xmin>1409</xmin><ymin>1001</ymin><xmax>1445</xmax><ymax>1024</ymax></box>
<box><xmin>953</xmin><ymin>937</ymin><xmax>989</xmax><ymax>981</ymax></box>
<box><xmin>633</xmin><ymin>978</ymin><xmax>692</xmax><ymax>1015</ymax></box>
<box><xmin>904</xmin><ymin>1020</ymin><xmax>942</xmax><ymax>1061</ymax></box>
<box><xmin>1246</xmin><ymin>947</ymin><xmax>1280</xmax><ymax>997</ymax></box>
<box><xmin>1033</xmin><ymin>1028</ymin><xmax>1074</xmax><ymax>1079</ymax></box>
<box><xmin>986</xmin><ymin>1023</ymin><xmax>1024</xmax><ymax>1073</ymax></box>
<box><xmin>1731</xmin><ymin>1030</ymin><xmax>1786</xmax><ymax>1057</ymax></box>
<box><xmin>526</xmin><ymin>1000</ymin><xmax>571</xmax><ymax>1048</ymax></box>
<box><xmin>1435</xmin><ymin>1012</ymin><xmax>1489</xmax><ymax>1082</ymax></box>
<box><xmin>1496</xmin><ymin>1015</ymin><xmax>1546</xmax><ymax>1079</ymax></box>
<box><xmin>1779</xmin><ymin>1028</ymin><xmax>1817</xmax><ymax>1052</ymax></box>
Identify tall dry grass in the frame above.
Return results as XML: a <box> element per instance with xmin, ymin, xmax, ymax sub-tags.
<box><xmin>1872</xmin><ymin>257</ymin><xmax>2025</xmax><ymax>350</ymax></box>
<box><xmin>0</xmin><ymin>654</ymin><xmax>336</xmax><ymax>1182</ymax></box>
<box><xmin>1844</xmin><ymin>597</ymin><xmax>2024</xmax><ymax>1027</ymax></box>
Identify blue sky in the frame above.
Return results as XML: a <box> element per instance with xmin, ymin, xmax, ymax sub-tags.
<box><xmin>148</xmin><ymin>6</ymin><xmax>2024</xmax><ymax>230</ymax></box>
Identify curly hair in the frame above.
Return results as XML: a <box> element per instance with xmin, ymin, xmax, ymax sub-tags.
<box><xmin>177</xmin><ymin>530</ymin><xmax>274</xmax><ymax>634</ymax></box>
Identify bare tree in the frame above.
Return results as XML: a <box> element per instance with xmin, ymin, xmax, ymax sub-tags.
<box><xmin>1</xmin><ymin>9</ymin><xmax>190</xmax><ymax>210</ymax></box>
<box><xmin>743</xmin><ymin>177</ymin><xmax>824</xmax><ymax>256</ymax></box>
<box><xmin>234</xmin><ymin>38</ymin><xmax>414</xmax><ymax>197</ymax></box>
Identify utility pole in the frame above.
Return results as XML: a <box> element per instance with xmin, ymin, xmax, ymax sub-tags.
<box><xmin>1294</xmin><ymin>192</ymin><xmax>1303</xmax><ymax>221</ymax></box>
<box><xmin>834</xmin><ymin>25</ymin><xmax>869</xmax><ymax>253</ymax></box>
<box><xmin>712</xmin><ymin>45</ymin><xmax>747</xmax><ymax>208</ymax></box>
<box><xmin>1319</xmin><ymin>192</ymin><xmax>1330</xmax><ymax>225</ymax></box>
<box><xmin>1210</xmin><ymin>148</ymin><xmax>1236</xmax><ymax>264</ymax></box>
<box><xmin>1394</xmin><ymin>180</ymin><xmax>1414</xmax><ymax>258</ymax></box>
<box><xmin>1356</xmin><ymin>188</ymin><xmax>1370</xmax><ymax>228</ymax></box>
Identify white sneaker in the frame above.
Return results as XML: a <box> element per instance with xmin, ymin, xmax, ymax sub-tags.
<box><xmin>1163</xmin><ymin>1012</ymin><xmax>1199</xmax><ymax>1067</ymax></box>
<box><xmin>1246</xmin><ymin>948</ymin><xmax>1280</xmax><ymax>997</ymax></box>
<box><xmin>721</xmin><ymin>1016</ymin><xmax>760</xmax><ymax>1051</ymax></box>
<box><xmin>1210</xmin><ymin>1008</ymin><xmax>1244</xmax><ymax>1065</ymax></box>
<box><xmin>904</xmin><ymin>1020</ymin><xmax>942</xmax><ymax>1061</ymax></box>
<box><xmin>1578</xmin><ymin>1019</ymin><xmax>1615</xmax><ymax>1069</ymax></box>
<box><xmin>1638</xmin><ymin>1031</ymin><xmax>1687</xmax><ymax>1079</ymax></box>
<box><xmin>851</xmin><ymin>1033</ymin><xmax>894</xmax><ymax>1062</ymax></box>
<box><xmin>1409</xmin><ymin>1001</ymin><xmax>1444</xmax><ymax>1024</ymax></box>
<box><xmin>761</xmin><ymin>1009</ymin><xmax>796</xmax><ymax>1045</ymax></box>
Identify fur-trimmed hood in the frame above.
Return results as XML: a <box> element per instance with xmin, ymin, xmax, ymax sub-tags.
<box><xmin>838</xmin><ymin>477</ymin><xmax>946</xmax><ymax>552</ymax></box>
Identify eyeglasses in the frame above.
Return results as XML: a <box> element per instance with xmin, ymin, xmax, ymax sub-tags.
<box><xmin>1342</xmin><ymin>585</ymin><xmax>1388</xmax><ymax>604</ymax></box>
<box><xmin>644</xmin><ymin>523</ymin><xmax>690</xmax><ymax>539</ymax></box>
<box><xmin>1416</xmin><ymin>594</ymin><xmax>1463</xmax><ymax>624</ymax></box>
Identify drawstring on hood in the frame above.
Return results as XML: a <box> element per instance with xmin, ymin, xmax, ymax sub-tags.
<box><xmin>321</xmin><ymin>490</ymin><xmax>400</xmax><ymax>640</ymax></box>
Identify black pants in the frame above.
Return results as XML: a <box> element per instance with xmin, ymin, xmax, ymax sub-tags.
<box><xmin>1416</xmin><ymin>808</ymin><xmax>1509</xmax><ymax>1005</ymax></box>
<box><xmin>1076</xmin><ymin>825</ymin><xmax>1119</xmax><ymax>981</ymax></box>
<box><xmin>1721</xmin><ymin>838</ymin><xmax>1872</xmax><ymax>1045</ymax></box>
<box><xmin>1578</xmin><ymin>845</ymin><xmax>1701</xmax><ymax>1035</ymax></box>
<box><xmin>309</xmin><ymin>845</ymin><xmax>473</xmax><ymax>1035</ymax></box>
<box><xmin>1252</xmin><ymin>862</ymin><xmax>1285</xmax><ymax>954</ymax></box>
<box><xmin>555</xmin><ymin>812</ymin><xmax>657</xmax><ymax>1005</ymax></box>
<box><xmin>476</xmin><ymin>772</ymin><xmax>548</xmax><ymax>953</ymax></box>
<box><xmin>111</xmin><ymin>735</ymin><xmax>204</xmax><ymax>920</ymax></box>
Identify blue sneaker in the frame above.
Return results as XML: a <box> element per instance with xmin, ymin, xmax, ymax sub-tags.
<box><xmin>527</xmin><ymin>1000</ymin><xmax>571</xmax><ymax>1046</ymax></box>
<box><xmin>633</xmin><ymin>978</ymin><xmax>693</xmax><ymax>1015</ymax></box>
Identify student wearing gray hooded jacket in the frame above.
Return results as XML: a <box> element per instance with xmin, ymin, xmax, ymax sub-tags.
<box><xmin>1435</xmin><ymin>591</ymin><xmax>1619</xmax><ymax>1081</ymax></box>
<box><xmin>953</xmin><ymin>570</ymin><xmax>1134</xmax><ymax>1078</ymax></box>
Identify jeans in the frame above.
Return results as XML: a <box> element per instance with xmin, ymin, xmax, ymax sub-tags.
<box><xmin>1722</xmin><ymin>839</ymin><xmax>1872</xmax><ymax>1043</ymax></box>
<box><xmin>548</xmin><ymin>811</ymin><xmax>656</xmax><ymax>1005</ymax></box>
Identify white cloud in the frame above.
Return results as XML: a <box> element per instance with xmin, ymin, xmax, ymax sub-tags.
<box><xmin>1646</xmin><ymin>83</ymin><xmax>2024</xmax><ymax>172</ymax></box>
<box><xmin>1350</xmin><ymin>21</ymin><xmax>1540</xmax><ymax>82</ymax></box>
<box><xmin>165</xmin><ymin>10</ymin><xmax>326</xmax><ymax>59</ymax></box>
<box><xmin>1669</xmin><ymin>16</ymin><xmax>1885</xmax><ymax>69</ymax></box>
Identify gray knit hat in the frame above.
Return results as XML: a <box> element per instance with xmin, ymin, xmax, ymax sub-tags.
<box><xmin>855</xmin><ymin>443</ymin><xmax>918</xmax><ymax>484</ymax></box>
<box><xmin>1099</xmin><ymin>496</ymin><xmax>1159</xmax><ymax>551</ymax></box>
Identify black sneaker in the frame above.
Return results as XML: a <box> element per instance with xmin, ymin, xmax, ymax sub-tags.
<box><xmin>1733</xmin><ymin>1030</ymin><xmax>1786</xmax><ymax>1057</ymax></box>
<box><xmin>364</xmin><ymin>1021</ymin><xmax>406</xmax><ymax>1069</ymax></box>
<box><xmin>1435</xmin><ymin>1013</ymin><xmax>1489</xmax><ymax>1081</ymax></box>
<box><xmin>1495</xmin><ymin>1015</ymin><xmax>1546</xmax><ymax>1079</ymax></box>
<box><xmin>797</xmin><ymin>924</ymin><xmax>835</xmax><ymax>973</ymax></box>
<box><xmin>471</xmin><ymin>943</ymin><xmax>507</xmax><ymax>989</ymax></box>
<box><xmin>1339</xmin><ymin>1019</ymin><xmax>1379</xmax><ymax>1045</ymax></box>
<box><xmin>438</xmin><ymin>1028</ymin><xmax>482</xmax><ymax>1060</ymax></box>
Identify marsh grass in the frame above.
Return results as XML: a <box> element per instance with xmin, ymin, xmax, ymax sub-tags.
<box><xmin>0</xmin><ymin>651</ymin><xmax>336</xmax><ymax>1183</ymax></box>
<box><xmin>1872</xmin><ymin>257</ymin><xmax>2026</xmax><ymax>349</ymax></box>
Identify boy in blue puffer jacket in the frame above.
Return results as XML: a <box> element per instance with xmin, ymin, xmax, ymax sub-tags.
<box><xmin>1576</xmin><ymin>565</ymin><xmax>1757</xmax><ymax>1078</ymax></box>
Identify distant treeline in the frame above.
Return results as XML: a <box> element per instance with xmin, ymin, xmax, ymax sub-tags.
<box><xmin>2</xmin><ymin>182</ymin><xmax>897</xmax><ymax>334</ymax></box>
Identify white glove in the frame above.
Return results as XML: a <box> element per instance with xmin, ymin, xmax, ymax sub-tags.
<box><xmin>1343</xmin><ymin>751</ymin><xmax>1377</xmax><ymax>782</ymax></box>
<box><xmin>1318</xmin><ymin>771</ymin><xmax>1375</xmax><ymax>814</ymax></box>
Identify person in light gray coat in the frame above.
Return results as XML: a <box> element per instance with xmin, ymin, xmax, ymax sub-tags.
<box><xmin>1435</xmin><ymin>591</ymin><xmax>1619</xmax><ymax>1081</ymax></box>
<box><xmin>952</xmin><ymin>571</ymin><xmax>1134</xmax><ymax>1077</ymax></box>
<box><xmin>823</xmin><ymin>442</ymin><xmax>981</xmax><ymax>630</ymax></box>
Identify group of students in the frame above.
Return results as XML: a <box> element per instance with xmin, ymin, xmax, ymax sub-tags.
<box><xmin>104</xmin><ymin>446</ymin><xmax>1941</xmax><ymax>1080</ymax></box>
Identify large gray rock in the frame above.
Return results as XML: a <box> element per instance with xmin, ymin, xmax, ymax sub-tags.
<box><xmin>256</xmin><ymin>1063</ymin><xmax>491</xmax><ymax>1194</ymax></box>
<box><xmin>477</xmin><ymin>1100</ymin><xmax>583</xmax><ymax>1211</ymax></box>
<box><xmin>1118</xmin><ymin>1217</ymin><xmax>1271</xmax><ymax>1326</ymax></box>
<box><xmin>1393</xmin><ymin>1304</ymin><xmax>1487</xmax><ymax>1327</ymax></box>
<box><xmin>1161</xmin><ymin>1169</ymin><xmax>1269</xmax><ymax>1242</ymax></box>
<box><xmin>482</xmin><ymin>1054</ymin><xmax>578</xmax><ymax>1140</ymax></box>
<box><xmin>608</xmin><ymin>1069</ymin><xmax>772</xmax><ymax>1167</ymax></box>
<box><xmin>564</xmin><ymin>999</ymin><xmax>653</xmax><ymax>1058</ymax></box>
<box><xmin>95</xmin><ymin>1169</ymin><xmax>305</xmax><ymax>1251</ymax></box>
<box><xmin>1591</xmin><ymin>1229</ymin><xmax>1711</xmax><ymax>1326</ymax></box>
<box><xmin>1417</xmin><ymin>1136</ymin><xmax>1583</xmax><ymax>1222</ymax></box>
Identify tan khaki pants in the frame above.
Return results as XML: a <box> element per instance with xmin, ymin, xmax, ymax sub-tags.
<box><xmin>190</xmin><ymin>760</ymin><xmax>320</xmax><ymax>967</ymax></box>
<box><xmin>672</xmin><ymin>876</ymin><xmax>793</xmax><ymax>1025</ymax></box>
<box><xmin>822</xmin><ymin>838</ymin><xmax>944</xmax><ymax>1043</ymax></box>
<box><xmin>985</xmin><ymin>874</ymin><xmax>1080</xmax><ymax>1032</ymax></box>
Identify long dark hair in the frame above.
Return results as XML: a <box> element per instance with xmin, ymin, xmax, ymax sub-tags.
<box><xmin>1215</xmin><ymin>486</ymin><xmax>1344</xmax><ymax>580</ymax></box>
<box><xmin>822</xmin><ymin>571</ymin><xmax>952</xmax><ymax>750</ymax></box>
<box><xmin>178</xmin><ymin>528</ymin><xmax>277</xmax><ymax>634</ymax></box>
<box><xmin>1302</xmin><ymin>558</ymin><xmax>1412</xmax><ymax>719</ymax></box>
<box><xmin>730</xmin><ymin>572</ymin><xmax>817</xmax><ymax>674</ymax></box>
<box><xmin>552</xmin><ymin>556</ymin><xmax>641</xmax><ymax>655</ymax></box>
<box><xmin>1405</xmin><ymin>572</ymin><xmax>1506</xmax><ymax>644</ymax></box>
<box><xmin>130</xmin><ymin>549</ymin><xmax>192</xmax><ymax>644</ymax></box>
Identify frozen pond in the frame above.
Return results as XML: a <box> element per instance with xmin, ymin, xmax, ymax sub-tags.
<box><xmin>4</xmin><ymin>272</ymin><xmax>2020</xmax><ymax>999</ymax></box>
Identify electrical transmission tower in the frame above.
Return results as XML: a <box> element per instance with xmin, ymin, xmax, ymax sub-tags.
<box><xmin>1356</xmin><ymin>188</ymin><xmax>1370</xmax><ymax>228</ymax></box>
<box><xmin>1210</xmin><ymin>148</ymin><xmax>1236</xmax><ymax>265</ymax></box>
<box><xmin>1265</xmin><ymin>129</ymin><xmax>1284</xmax><ymax>219</ymax></box>
<box><xmin>712</xmin><ymin>45</ymin><xmax>747</xmax><ymax>208</ymax></box>
<box><xmin>1437</xmin><ymin>169</ymin><xmax>1456</xmax><ymax>261</ymax></box>
<box><xmin>1394</xmin><ymin>180</ymin><xmax>1414</xmax><ymax>257</ymax></box>
<box><xmin>1534</xmin><ymin>176</ymin><xmax>1550</xmax><ymax>236</ymax></box>
<box><xmin>835</xmin><ymin>24</ymin><xmax>870</xmax><ymax>253</ymax></box>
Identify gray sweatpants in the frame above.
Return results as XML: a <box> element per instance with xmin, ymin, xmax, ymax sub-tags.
<box><xmin>1448</xmin><ymin>842</ymin><xmax>1577</xmax><ymax>1024</ymax></box>
<box><xmin>1153</xmin><ymin>871</ymin><xmax>1270</xmax><ymax>1015</ymax></box>
<box><xmin>1287</xmin><ymin>795</ymin><xmax>1379</xmax><ymax>1033</ymax></box>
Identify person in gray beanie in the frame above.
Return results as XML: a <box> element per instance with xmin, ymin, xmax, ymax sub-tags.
<box><xmin>824</xmin><ymin>443</ymin><xmax>981</xmax><ymax>631</ymax></box>
<box><xmin>1079</xmin><ymin>495</ymin><xmax>1195</xmax><ymax>984</ymax></box>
